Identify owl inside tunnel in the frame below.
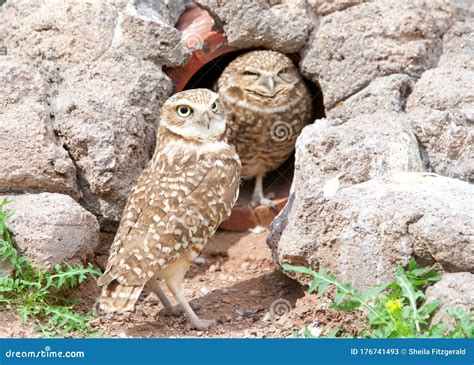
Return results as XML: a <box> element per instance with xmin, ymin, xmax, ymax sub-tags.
<box><xmin>216</xmin><ymin>50</ymin><xmax>313</xmax><ymax>208</ymax></box>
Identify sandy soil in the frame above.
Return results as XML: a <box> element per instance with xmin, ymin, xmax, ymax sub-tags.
<box><xmin>0</xmin><ymin>229</ymin><xmax>363</xmax><ymax>338</ymax></box>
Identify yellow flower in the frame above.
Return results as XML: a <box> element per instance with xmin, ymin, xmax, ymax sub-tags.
<box><xmin>386</xmin><ymin>299</ymin><xmax>403</xmax><ymax>313</ymax></box>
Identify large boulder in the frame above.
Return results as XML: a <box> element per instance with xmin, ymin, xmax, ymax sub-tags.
<box><xmin>0</xmin><ymin>56</ymin><xmax>78</xmax><ymax>196</ymax></box>
<box><xmin>51</xmin><ymin>53</ymin><xmax>173</xmax><ymax>226</ymax></box>
<box><xmin>118</xmin><ymin>0</ymin><xmax>189</xmax><ymax>67</ymax></box>
<box><xmin>0</xmin><ymin>1</ymin><xmax>188</xmax><ymax>77</ymax></box>
<box><xmin>300</xmin><ymin>0</ymin><xmax>456</xmax><ymax>110</ymax></box>
<box><xmin>292</xmin><ymin>112</ymin><xmax>424</xmax><ymax>195</ymax></box>
<box><xmin>426</xmin><ymin>272</ymin><xmax>474</xmax><ymax>331</ymax></box>
<box><xmin>268</xmin><ymin>173</ymin><xmax>474</xmax><ymax>290</ymax></box>
<box><xmin>407</xmin><ymin>21</ymin><xmax>473</xmax><ymax>112</ymax></box>
<box><xmin>406</xmin><ymin>21</ymin><xmax>474</xmax><ymax>183</ymax></box>
<box><xmin>4</xmin><ymin>193</ymin><xmax>100</xmax><ymax>269</ymax></box>
<box><xmin>195</xmin><ymin>0</ymin><xmax>314</xmax><ymax>53</ymax></box>
<box><xmin>408</xmin><ymin>109</ymin><xmax>473</xmax><ymax>182</ymax></box>
<box><xmin>0</xmin><ymin>1</ymin><xmax>119</xmax><ymax>81</ymax></box>
<box><xmin>326</xmin><ymin>74</ymin><xmax>414</xmax><ymax>121</ymax></box>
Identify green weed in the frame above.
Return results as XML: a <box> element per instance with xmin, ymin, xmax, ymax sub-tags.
<box><xmin>0</xmin><ymin>198</ymin><xmax>102</xmax><ymax>337</ymax></box>
<box><xmin>284</xmin><ymin>260</ymin><xmax>473</xmax><ymax>338</ymax></box>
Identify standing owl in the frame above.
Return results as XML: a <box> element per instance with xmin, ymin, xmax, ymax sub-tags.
<box><xmin>217</xmin><ymin>50</ymin><xmax>312</xmax><ymax>207</ymax></box>
<box><xmin>97</xmin><ymin>89</ymin><xmax>241</xmax><ymax>330</ymax></box>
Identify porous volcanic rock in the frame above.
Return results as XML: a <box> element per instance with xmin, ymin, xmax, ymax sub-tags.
<box><xmin>4</xmin><ymin>193</ymin><xmax>100</xmax><ymax>269</ymax></box>
<box><xmin>426</xmin><ymin>272</ymin><xmax>474</xmax><ymax>331</ymax></box>
<box><xmin>269</xmin><ymin>173</ymin><xmax>474</xmax><ymax>290</ymax></box>
<box><xmin>0</xmin><ymin>56</ymin><xmax>78</xmax><ymax>196</ymax></box>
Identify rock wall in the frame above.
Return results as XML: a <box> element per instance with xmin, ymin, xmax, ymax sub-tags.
<box><xmin>265</xmin><ymin>1</ymin><xmax>474</xmax><ymax>290</ymax></box>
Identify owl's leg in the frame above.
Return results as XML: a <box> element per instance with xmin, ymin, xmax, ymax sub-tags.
<box><xmin>166</xmin><ymin>280</ymin><xmax>215</xmax><ymax>330</ymax></box>
<box><xmin>251</xmin><ymin>174</ymin><xmax>276</xmax><ymax>210</ymax></box>
<box><xmin>145</xmin><ymin>279</ymin><xmax>181</xmax><ymax>316</ymax></box>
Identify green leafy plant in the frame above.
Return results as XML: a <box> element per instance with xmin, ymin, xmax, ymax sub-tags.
<box><xmin>0</xmin><ymin>198</ymin><xmax>102</xmax><ymax>337</ymax></box>
<box><xmin>284</xmin><ymin>260</ymin><xmax>473</xmax><ymax>338</ymax></box>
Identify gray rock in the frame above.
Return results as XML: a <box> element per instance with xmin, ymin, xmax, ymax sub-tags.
<box><xmin>4</xmin><ymin>193</ymin><xmax>100</xmax><ymax>269</ymax></box>
<box><xmin>0</xmin><ymin>260</ymin><xmax>12</xmax><ymax>277</ymax></box>
<box><xmin>0</xmin><ymin>1</ymin><xmax>118</xmax><ymax>80</ymax></box>
<box><xmin>131</xmin><ymin>0</ymin><xmax>186</xmax><ymax>26</ymax></box>
<box><xmin>408</xmin><ymin>108</ymin><xmax>473</xmax><ymax>182</ymax></box>
<box><xmin>300</xmin><ymin>0</ymin><xmax>456</xmax><ymax>110</ymax></box>
<box><xmin>51</xmin><ymin>53</ymin><xmax>173</xmax><ymax>225</ymax></box>
<box><xmin>406</xmin><ymin>67</ymin><xmax>474</xmax><ymax>113</ymax></box>
<box><xmin>328</xmin><ymin>74</ymin><xmax>414</xmax><ymax>121</ymax></box>
<box><xmin>269</xmin><ymin>173</ymin><xmax>474</xmax><ymax>290</ymax></box>
<box><xmin>439</xmin><ymin>21</ymin><xmax>474</xmax><ymax>68</ymax></box>
<box><xmin>0</xmin><ymin>0</ymin><xmax>188</xmax><ymax>74</ymax></box>
<box><xmin>307</xmin><ymin>0</ymin><xmax>365</xmax><ymax>16</ymax></box>
<box><xmin>116</xmin><ymin>0</ymin><xmax>190</xmax><ymax>67</ymax></box>
<box><xmin>0</xmin><ymin>56</ymin><xmax>78</xmax><ymax>196</ymax></box>
<box><xmin>406</xmin><ymin>21</ymin><xmax>474</xmax><ymax>112</ymax></box>
<box><xmin>292</xmin><ymin>112</ymin><xmax>423</xmax><ymax>195</ymax></box>
<box><xmin>406</xmin><ymin>21</ymin><xmax>474</xmax><ymax>182</ymax></box>
<box><xmin>195</xmin><ymin>0</ymin><xmax>314</xmax><ymax>53</ymax></box>
<box><xmin>454</xmin><ymin>0</ymin><xmax>474</xmax><ymax>20</ymax></box>
<box><xmin>426</xmin><ymin>272</ymin><xmax>474</xmax><ymax>331</ymax></box>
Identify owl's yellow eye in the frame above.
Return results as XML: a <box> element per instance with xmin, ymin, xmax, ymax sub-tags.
<box><xmin>176</xmin><ymin>105</ymin><xmax>193</xmax><ymax>118</ymax></box>
<box><xmin>211</xmin><ymin>101</ymin><xmax>219</xmax><ymax>113</ymax></box>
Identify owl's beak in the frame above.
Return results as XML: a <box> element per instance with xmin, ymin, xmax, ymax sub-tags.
<box><xmin>197</xmin><ymin>113</ymin><xmax>210</xmax><ymax>130</ymax></box>
<box><xmin>251</xmin><ymin>75</ymin><xmax>276</xmax><ymax>97</ymax></box>
<box><xmin>264</xmin><ymin>76</ymin><xmax>275</xmax><ymax>92</ymax></box>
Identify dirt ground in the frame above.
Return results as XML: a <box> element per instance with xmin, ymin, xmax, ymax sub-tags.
<box><xmin>0</xmin><ymin>229</ymin><xmax>363</xmax><ymax>338</ymax></box>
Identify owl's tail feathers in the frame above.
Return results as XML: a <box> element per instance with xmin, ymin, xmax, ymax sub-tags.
<box><xmin>98</xmin><ymin>279</ymin><xmax>144</xmax><ymax>314</ymax></box>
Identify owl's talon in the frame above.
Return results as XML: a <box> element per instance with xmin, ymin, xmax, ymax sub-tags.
<box><xmin>250</xmin><ymin>196</ymin><xmax>277</xmax><ymax>211</ymax></box>
<box><xmin>190</xmin><ymin>318</ymin><xmax>216</xmax><ymax>330</ymax></box>
<box><xmin>250</xmin><ymin>174</ymin><xmax>278</xmax><ymax>211</ymax></box>
<box><xmin>261</xmin><ymin>198</ymin><xmax>277</xmax><ymax>211</ymax></box>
